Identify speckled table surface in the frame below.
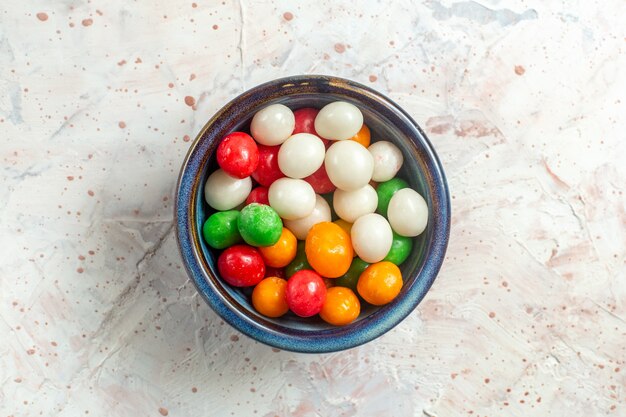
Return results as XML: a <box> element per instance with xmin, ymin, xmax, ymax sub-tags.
<box><xmin>1</xmin><ymin>1</ymin><xmax>625</xmax><ymax>416</ymax></box>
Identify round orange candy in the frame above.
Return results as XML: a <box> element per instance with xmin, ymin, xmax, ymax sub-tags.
<box><xmin>320</xmin><ymin>287</ymin><xmax>361</xmax><ymax>326</ymax></box>
<box><xmin>357</xmin><ymin>262</ymin><xmax>403</xmax><ymax>305</ymax></box>
<box><xmin>258</xmin><ymin>227</ymin><xmax>297</xmax><ymax>268</ymax></box>
<box><xmin>305</xmin><ymin>222</ymin><xmax>353</xmax><ymax>278</ymax></box>
<box><xmin>348</xmin><ymin>124</ymin><xmax>371</xmax><ymax>148</ymax></box>
<box><xmin>252</xmin><ymin>277</ymin><xmax>289</xmax><ymax>317</ymax></box>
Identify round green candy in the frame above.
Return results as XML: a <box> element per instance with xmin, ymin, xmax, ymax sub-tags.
<box><xmin>286</xmin><ymin>241</ymin><xmax>311</xmax><ymax>277</ymax></box>
<box><xmin>383</xmin><ymin>232</ymin><xmax>413</xmax><ymax>265</ymax></box>
<box><xmin>334</xmin><ymin>257</ymin><xmax>369</xmax><ymax>291</ymax></box>
<box><xmin>376</xmin><ymin>178</ymin><xmax>409</xmax><ymax>217</ymax></box>
<box><xmin>237</xmin><ymin>203</ymin><xmax>282</xmax><ymax>247</ymax></box>
<box><xmin>202</xmin><ymin>210</ymin><xmax>242</xmax><ymax>249</ymax></box>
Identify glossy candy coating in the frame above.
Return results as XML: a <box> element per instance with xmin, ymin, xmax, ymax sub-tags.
<box><xmin>383</xmin><ymin>232</ymin><xmax>413</xmax><ymax>265</ymax></box>
<box><xmin>217</xmin><ymin>244</ymin><xmax>265</xmax><ymax>287</ymax></box>
<box><xmin>285</xmin><ymin>241</ymin><xmax>311</xmax><ymax>278</ymax></box>
<box><xmin>258</xmin><ymin>227</ymin><xmax>297</xmax><ymax>267</ymax></box>
<box><xmin>325</xmin><ymin>140</ymin><xmax>374</xmax><ymax>191</ymax></box>
<box><xmin>278</xmin><ymin>133</ymin><xmax>326</xmax><ymax>179</ymax></box>
<box><xmin>334</xmin><ymin>257</ymin><xmax>369</xmax><ymax>291</ymax></box>
<box><xmin>320</xmin><ymin>287</ymin><xmax>361</xmax><ymax>326</ymax></box>
<box><xmin>387</xmin><ymin>188</ymin><xmax>428</xmax><ymax>237</ymax></box>
<box><xmin>368</xmin><ymin>141</ymin><xmax>404</xmax><ymax>182</ymax></box>
<box><xmin>357</xmin><ymin>261</ymin><xmax>403</xmax><ymax>305</ymax></box>
<box><xmin>237</xmin><ymin>203</ymin><xmax>283</xmax><ymax>247</ymax></box>
<box><xmin>204</xmin><ymin>169</ymin><xmax>252</xmax><ymax>210</ymax></box>
<box><xmin>202</xmin><ymin>210</ymin><xmax>242</xmax><ymax>249</ymax></box>
<box><xmin>305</xmin><ymin>222</ymin><xmax>353</xmax><ymax>278</ymax></box>
<box><xmin>285</xmin><ymin>270</ymin><xmax>327</xmax><ymax>317</ymax></box>
<box><xmin>314</xmin><ymin>101</ymin><xmax>363</xmax><ymax>140</ymax></box>
<box><xmin>245</xmin><ymin>186</ymin><xmax>270</xmax><ymax>206</ymax></box>
<box><xmin>284</xmin><ymin>194</ymin><xmax>332</xmax><ymax>240</ymax></box>
<box><xmin>333</xmin><ymin>184</ymin><xmax>378</xmax><ymax>223</ymax></box>
<box><xmin>216</xmin><ymin>131</ymin><xmax>259</xmax><ymax>178</ymax></box>
<box><xmin>351</xmin><ymin>213</ymin><xmax>393</xmax><ymax>263</ymax></box>
<box><xmin>252</xmin><ymin>277</ymin><xmax>289</xmax><ymax>318</ymax></box>
<box><xmin>293</xmin><ymin>107</ymin><xmax>330</xmax><ymax>147</ymax></box>
<box><xmin>252</xmin><ymin>145</ymin><xmax>285</xmax><ymax>187</ymax></box>
<box><xmin>348</xmin><ymin>124</ymin><xmax>371</xmax><ymax>147</ymax></box>
<box><xmin>376</xmin><ymin>178</ymin><xmax>409</xmax><ymax>217</ymax></box>
<box><xmin>268</xmin><ymin>178</ymin><xmax>316</xmax><ymax>220</ymax></box>
<box><xmin>250</xmin><ymin>104</ymin><xmax>295</xmax><ymax>146</ymax></box>
<box><xmin>304</xmin><ymin>164</ymin><xmax>336</xmax><ymax>194</ymax></box>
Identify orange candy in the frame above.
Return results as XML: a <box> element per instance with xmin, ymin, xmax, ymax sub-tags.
<box><xmin>252</xmin><ymin>277</ymin><xmax>289</xmax><ymax>317</ymax></box>
<box><xmin>348</xmin><ymin>124</ymin><xmax>371</xmax><ymax>148</ymax></box>
<box><xmin>305</xmin><ymin>222</ymin><xmax>353</xmax><ymax>278</ymax></box>
<box><xmin>357</xmin><ymin>261</ymin><xmax>403</xmax><ymax>305</ymax></box>
<box><xmin>258</xmin><ymin>227</ymin><xmax>297</xmax><ymax>268</ymax></box>
<box><xmin>320</xmin><ymin>287</ymin><xmax>361</xmax><ymax>326</ymax></box>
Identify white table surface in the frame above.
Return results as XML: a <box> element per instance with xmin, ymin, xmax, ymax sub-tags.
<box><xmin>1</xmin><ymin>1</ymin><xmax>625</xmax><ymax>416</ymax></box>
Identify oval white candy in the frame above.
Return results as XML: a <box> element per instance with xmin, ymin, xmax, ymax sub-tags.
<box><xmin>314</xmin><ymin>101</ymin><xmax>363</xmax><ymax>140</ymax></box>
<box><xmin>204</xmin><ymin>169</ymin><xmax>252</xmax><ymax>210</ymax></box>
<box><xmin>387</xmin><ymin>188</ymin><xmax>428</xmax><ymax>237</ymax></box>
<box><xmin>268</xmin><ymin>178</ymin><xmax>316</xmax><ymax>220</ymax></box>
<box><xmin>278</xmin><ymin>133</ymin><xmax>326</xmax><ymax>179</ymax></box>
<box><xmin>351</xmin><ymin>213</ymin><xmax>393</xmax><ymax>263</ymax></box>
<box><xmin>325</xmin><ymin>140</ymin><xmax>374</xmax><ymax>191</ymax></box>
<box><xmin>284</xmin><ymin>194</ymin><xmax>331</xmax><ymax>240</ymax></box>
<box><xmin>333</xmin><ymin>185</ymin><xmax>377</xmax><ymax>223</ymax></box>
<box><xmin>250</xmin><ymin>104</ymin><xmax>295</xmax><ymax>146</ymax></box>
<box><xmin>368</xmin><ymin>141</ymin><xmax>404</xmax><ymax>182</ymax></box>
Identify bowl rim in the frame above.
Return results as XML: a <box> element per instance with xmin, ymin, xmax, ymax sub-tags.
<box><xmin>175</xmin><ymin>74</ymin><xmax>450</xmax><ymax>353</ymax></box>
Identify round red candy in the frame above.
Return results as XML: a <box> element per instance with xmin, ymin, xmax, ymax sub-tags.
<box><xmin>251</xmin><ymin>144</ymin><xmax>285</xmax><ymax>187</ymax></box>
<box><xmin>304</xmin><ymin>164</ymin><xmax>336</xmax><ymax>194</ymax></box>
<box><xmin>285</xmin><ymin>270</ymin><xmax>327</xmax><ymax>317</ymax></box>
<box><xmin>217</xmin><ymin>244</ymin><xmax>265</xmax><ymax>287</ymax></box>
<box><xmin>216</xmin><ymin>132</ymin><xmax>259</xmax><ymax>179</ymax></box>
<box><xmin>293</xmin><ymin>108</ymin><xmax>330</xmax><ymax>147</ymax></box>
<box><xmin>245</xmin><ymin>186</ymin><xmax>269</xmax><ymax>206</ymax></box>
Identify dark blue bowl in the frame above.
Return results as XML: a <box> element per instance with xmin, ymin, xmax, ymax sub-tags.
<box><xmin>175</xmin><ymin>75</ymin><xmax>450</xmax><ymax>353</ymax></box>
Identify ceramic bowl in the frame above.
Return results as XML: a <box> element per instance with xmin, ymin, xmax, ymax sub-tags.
<box><xmin>175</xmin><ymin>75</ymin><xmax>450</xmax><ymax>353</ymax></box>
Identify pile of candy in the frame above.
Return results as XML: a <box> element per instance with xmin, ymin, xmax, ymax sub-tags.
<box><xmin>203</xmin><ymin>101</ymin><xmax>428</xmax><ymax>326</ymax></box>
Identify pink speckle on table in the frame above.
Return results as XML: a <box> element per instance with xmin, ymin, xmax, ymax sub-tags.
<box><xmin>184</xmin><ymin>96</ymin><xmax>195</xmax><ymax>106</ymax></box>
<box><xmin>334</xmin><ymin>43</ymin><xmax>346</xmax><ymax>53</ymax></box>
<box><xmin>82</xmin><ymin>18</ymin><xmax>93</xmax><ymax>27</ymax></box>
<box><xmin>515</xmin><ymin>65</ymin><xmax>526</xmax><ymax>75</ymax></box>
<box><xmin>283</xmin><ymin>12</ymin><xmax>293</xmax><ymax>21</ymax></box>
<box><xmin>36</xmin><ymin>12</ymin><xmax>48</xmax><ymax>21</ymax></box>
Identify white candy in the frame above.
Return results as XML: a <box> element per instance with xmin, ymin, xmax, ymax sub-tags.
<box><xmin>284</xmin><ymin>194</ymin><xmax>331</xmax><ymax>240</ymax></box>
<box><xmin>351</xmin><ymin>213</ymin><xmax>393</xmax><ymax>263</ymax></box>
<box><xmin>314</xmin><ymin>101</ymin><xmax>363</xmax><ymax>140</ymax></box>
<box><xmin>268</xmin><ymin>178</ymin><xmax>316</xmax><ymax>220</ymax></box>
<box><xmin>204</xmin><ymin>169</ymin><xmax>252</xmax><ymax>210</ymax></box>
<box><xmin>325</xmin><ymin>140</ymin><xmax>374</xmax><ymax>191</ymax></box>
<box><xmin>250</xmin><ymin>104</ymin><xmax>295</xmax><ymax>146</ymax></box>
<box><xmin>333</xmin><ymin>185</ymin><xmax>377</xmax><ymax>223</ymax></box>
<box><xmin>387</xmin><ymin>188</ymin><xmax>428</xmax><ymax>237</ymax></box>
<box><xmin>368</xmin><ymin>141</ymin><xmax>404</xmax><ymax>182</ymax></box>
<box><xmin>278</xmin><ymin>133</ymin><xmax>326</xmax><ymax>179</ymax></box>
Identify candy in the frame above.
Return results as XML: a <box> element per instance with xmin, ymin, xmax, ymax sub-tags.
<box><xmin>250</xmin><ymin>104</ymin><xmax>295</xmax><ymax>146</ymax></box>
<box><xmin>387</xmin><ymin>188</ymin><xmax>428</xmax><ymax>237</ymax></box>
<box><xmin>325</xmin><ymin>140</ymin><xmax>374</xmax><ymax>191</ymax></box>
<box><xmin>375</xmin><ymin>178</ymin><xmax>409</xmax><ymax>217</ymax></box>
<box><xmin>284</xmin><ymin>194</ymin><xmax>331</xmax><ymax>240</ymax></box>
<box><xmin>335</xmin><ymin>257</ymin><xmax>369</xmax><ymax>291</ymax></box>
<box><xmin>237</xmin><ymin>203</ymin><xmax>283</xmax><ymax>247</ymax></box>
<box><xmin>277</xmin><ymin>133</ymin><xmax>325</xmax><ymax>178</ymax></box>
<box><xmin>204</xmin><ymin>169</ymin><xmax>252</xmax><ymax>210</ymax></box>
<box><xmin>202</xmin><ymin>210</ymin><xmax>242</xmax><ymax>249</ymax></box>
<box><xmin>314</xmin><ymin>101</ymin><xmax>363</xmax><ymax>140</ymax></box>
<box><xmin>368</xmin><ymin>141</ymin><xmax>403</xmax><ymax>182</ymax></box>
<box><xmin>320</xmin><ymin>287</ymin><xmax>361</xmax><ymax>326</ymax></box>
<box><xmin>304</xmin><ymin>164</ymin><xmax>336</xmax><ymax>194</ymax></box>
<box><xmin>268</xmin><ymin>178</ymin><xmax>316</xmax><ymax>220</ymax></box>
<box><xmin>285</xmin><ymin>270</ymin><xmax>327</xmax><ymax>317</ymax></box>
<box><xmin>293</xmin><ymin>107</ymin><xmax>330</xmax><ymax>146</ymax></box>
<box><xmin>217</xmin><ymin>244</ymin><xmax>265</xmax><ymax>287</ymax></box>
<box><xmin>216</xmin><ymin>131</ymin><xmax>259</xmax><ymax>178</ymax></box>
<box><xmin>285</xmin><ymin>241</ymin><xmax>311</xmax><ymax>278</ymax></box>
<box><xmin>258</xmin><ymin>227</ymin><xmax>297</xmax><ymax>267</ymax></box>
<box><xmin>245</xmin><ymin>186</ymin><xmax>269</xmax><ymax>206</ymax></box>
<box><xmin>333</xmin><ymin>219</ymin><xmax>353</xmax><ymax>236</ymax></box>
<box><xmin>252</xmin><ymin>277</ymin><xmax>289</xmax><ymax>317</ymax></box>
<box><xmin>264</xmin><ymin>266</ymin><xmax>287</xmax><ymax>279</ymax></box>
<box><xmin>252</xmin><ymin>144</ymin><xmax>285</xmax><ymax>187</ymax></box>
<box><xmin>348</xmin><ymin>123</ymin><xmax>371</xmax><ymax>147</ymax></box>
<box><xmin>333</xmin><ymin>184</ymin><xmax>378</xmax><ymax>223</ymax></box>
<box><xmin>357</xmin><ymin>261</ymin><xmax>403</xmax><ymax>305</ymax></box>
<box><xmin>351</xmin><ymin>213</ymin><xmax>393</xmax><ymax>263</ymax></box>
<box><xmin>305</xmin><ymin>222</ymin><xmax>353</xmax><ymax>278</ymax></box>
<box><xmin>383</xmin><ymin>232</ymin><xmax>413</xmax><ymax>265</ymax></box>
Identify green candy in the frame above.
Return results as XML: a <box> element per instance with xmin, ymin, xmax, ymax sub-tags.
<box><xmin>376</xmin><ymin>178</ymin><xmax>409</xmax><ymax>217</ymax></box>
<box><xmin>383</xmin><ymin>232</ymin><xmax>413</xmax><ymax>265</ymax></box>
<box><xmin>286</xmin><ymin>241</ymin><xmax>311</xmax><ymax>277</ymax></box>
<box><xmin>202</xmin><ymin>210</ymin><xmax>242</xmax><ymax>249</ymax></box>
<box><xmin>237</xmin><ymin>203</ymin><xmax>282</xmax><ymax>247</ymax></box>
<box><xmin>334</xmin><ymin>257</ymin><xmax>369</xmax><ymax>291</ymax></box>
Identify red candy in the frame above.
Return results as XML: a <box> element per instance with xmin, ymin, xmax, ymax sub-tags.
<box><xmin>285</xmin><ymin>270</ymin><xmax>327</xmax><ymax>317</ymax></box>
<box><xmin>216</xmin><ymin>132</ymin><xmax>259</xmax><ymax>179</ymax></box>
<box><xmin>304</xmin><ymin>164</ymin><xmax>336</xmax><ymax>194</ymax></box>
<box><xmin>245</xmin><ymin>186</ymin><xmax>270</xmax><ymax>206</ymax></box>
<box><xmin>217</xmin><ymin>244</ymin><xmax>265</xmax><ymax>287</ymax></box>
<box><xmin>293</xmin><ymin>108</ymin><xmax>330</xmax><ymax>147</ymax></box>
<box><xmin>251</xmin><ymin>144</ymin><xmax>285</xmax><ymax>187</ymax></box>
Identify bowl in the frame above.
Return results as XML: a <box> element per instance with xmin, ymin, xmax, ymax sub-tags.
<box><xmin>175</xmin><ymin>75</ymin><xmax>450</xmax><ymax>353</ymax></box>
